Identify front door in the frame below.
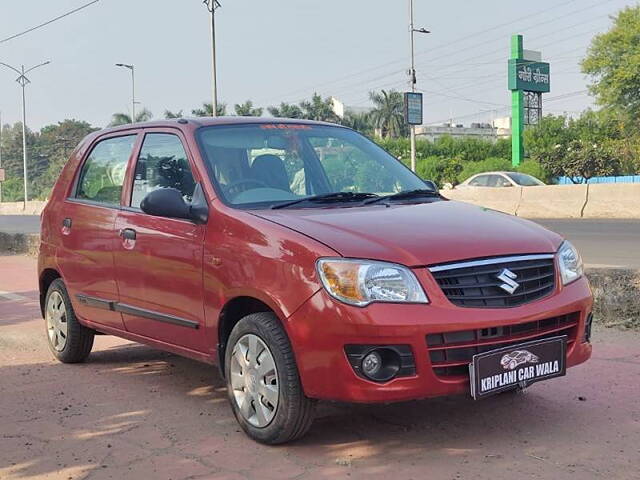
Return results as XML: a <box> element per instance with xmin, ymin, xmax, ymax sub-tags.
<box><xmin>59</xmin><ymin>133</ymin><xmax>139</xmax><ymax>330</ymax></box>
<box><xmin>113</xmin><ymin>131</ymin><xmax>207</xmax><ymax>352</ymax></box>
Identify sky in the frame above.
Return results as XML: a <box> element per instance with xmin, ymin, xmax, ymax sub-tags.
<box><xmin>0</xmin><ymin>0</ymin><xmax>635</xmax><ymax>130</ymax></box>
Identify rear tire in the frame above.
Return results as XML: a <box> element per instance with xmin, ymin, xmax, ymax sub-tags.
<box><xmin>224</xmin><ymin>312</ymin><xmax>315</xmax><ymax>444</ymax></box>
<box><xmin>44</xmin><ymin>279</ymin><xmax>94</xmax><ymax>363</ymax></box>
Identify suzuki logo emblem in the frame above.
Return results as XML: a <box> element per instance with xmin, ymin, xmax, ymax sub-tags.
<box><xmin>497</xmin><ymin>268</ymin><xmax>520</xmax><ymax>294</ymax></box>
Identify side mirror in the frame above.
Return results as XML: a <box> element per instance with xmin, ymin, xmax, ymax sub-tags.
<box><xmin>140</xmin><ymin>188</ymin><xmax>194</xmax><ymax>222</ymax></box>
<box><xmin>423</xmin><ymin>179</ymin><xmax>438</xmax><ymax>191</ymax></box>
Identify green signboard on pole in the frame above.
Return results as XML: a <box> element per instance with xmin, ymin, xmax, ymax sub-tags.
<box><xmin>508</xmin><ymin>60</ymin><xmax>550</xmax><ymax>93</ymax></box>
<box><xmin>509</xmin><ymin>34</ymin><xmax>550</xmax><ymax>167</ymax></box>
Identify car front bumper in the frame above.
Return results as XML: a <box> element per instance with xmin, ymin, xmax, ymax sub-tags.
<box><xmin>285</xmin><ymin>270</ymin><xmax>593</xmax><ymax>403</ymax></box>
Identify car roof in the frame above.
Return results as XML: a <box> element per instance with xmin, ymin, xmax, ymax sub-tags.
<box><xmin>99</xmin><ymin>116</ymin><xmax>344</xmax><ymax>135</ymax></box>
<box><xmin>472</xmin><ymin>171</ymin><xmax>518</xmax><ymax>176</ymax></box>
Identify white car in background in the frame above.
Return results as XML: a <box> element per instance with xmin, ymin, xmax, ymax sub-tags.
<box><xmin>458</xmin><ymin>171</ymin><xmax>545</xmax><ymax>188</ymax></box>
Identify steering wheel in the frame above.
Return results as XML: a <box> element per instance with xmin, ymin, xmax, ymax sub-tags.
<box><xmin>225</xmin><ymin>179</ymin><xmax>269</xmax><ymax>196</ymax></box>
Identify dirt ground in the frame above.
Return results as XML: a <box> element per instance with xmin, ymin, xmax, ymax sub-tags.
<box><xmin>1</xmin><ymin>255</ymin><xmax>639</xmax><ymax>480</ymax></box>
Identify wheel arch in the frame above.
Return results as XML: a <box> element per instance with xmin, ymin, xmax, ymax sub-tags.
<box><xmin>217</xmin><ymin>296</ymin><xmax>285</xmax><ymax>376</ymax></box>
<box><xmin>39</xmin><ymin>268</ymin><xmax>62</xmax><ymax>317</ymax></box>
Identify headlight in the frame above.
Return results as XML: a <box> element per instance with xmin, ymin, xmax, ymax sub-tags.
<box><xmin>316</xmin><ymin>258</ymin><xmax>428</xmax><ymax>307</ymax></box>
<box><xmin>557</xmin><ymin>241</ymin><xmax>583</xmax><ymax>285</ymax></box>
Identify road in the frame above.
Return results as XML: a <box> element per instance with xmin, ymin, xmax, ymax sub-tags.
<box><xmin>0</xmin><ymin>214</ymin><xmax>41</xmax><ymax>234</ymax></box>
<box><xmin>536</xmin><ymin>219</ymin><xmax>640</xmax><ymax>269</ymax></box>
<box><xmin>2</xmin><ymin>215</ymin><xmax>639</xmax><ymax>268</ymax></box>
<box><xmin>0</xmin><ymin>254</ymin><xmax>639</xmax><ymax>480</ymax></box>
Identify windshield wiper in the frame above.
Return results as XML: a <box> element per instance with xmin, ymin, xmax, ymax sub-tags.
<box><xmin>271</xmin><ymin>192</ymin><xmax>378</xmax><ymax>210</ymax></box>
<box><xmin>362</xmin><ymin>189</ymin><xmax>439</xmax><ymax>206</ymax></box>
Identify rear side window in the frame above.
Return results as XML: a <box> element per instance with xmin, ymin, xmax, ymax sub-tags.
<box><xmin>76</xmin><ymin>135</ymin><xmax>137</xmax><ymax>205</ymax></box>
<box><xmin>130</xmin><ymin>133</ymin><xmax>196</xmax><ymax>208</ymax></box>
<box><xmin>469</xmin><ymin>175</ymin><xmax>488</xmax><ymax>186</ymax></box>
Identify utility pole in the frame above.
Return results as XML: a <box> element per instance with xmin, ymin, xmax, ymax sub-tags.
<box><xmin>409</xmin><ymin>0</ymin><xmax>416</xmax><ymax>172</ymax></box>
<box><xmin>203</xmin><ymin>0</ymin><xmax>221</xmax><ymax>117</ymax></box>
<box><xmin>0</xmin><ymin>60</ymin><xmax>51</xmax><ymax>209</ymax></box>
<box><xmin>115</xmin><ymin>63</ymin><xmax>136</xmax><ymax>122</ymax></box>
<box><xmin>407</xmin><ymin>0</ymin><xmax>429</xmax><ymax>172</ymax></box>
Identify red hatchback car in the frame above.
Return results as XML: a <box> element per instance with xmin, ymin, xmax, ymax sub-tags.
<box><xmin>38</xmin><ymin>117</ymin><xmax>593</xmax><ymax>443</ymax></box>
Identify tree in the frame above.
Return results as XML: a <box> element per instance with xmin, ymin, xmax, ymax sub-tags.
<box><xmin>234</xmin><ymin>100</ymin><xmax>263</xmax><ymax>117</ymax></box>
<box><xmin>582</xmin><ymin>6</ymin><xmax>640</xmax><ymax>118</ymax></box>
<box><xmin>191</xmin><ymin>102</ymin><xmax>227</xmax><ymax>117</ymax></box>
<box><xmin>267</xmin><ymin>102</ymin><xmax>304</xmax><ymax>119</ymax></box>
<box><xmin>164</xmin><ymin>109</ymin><xmax>183</xmax><ymax>119</ymax></box>
<box><xmin>540</xmin><ymin>139</ymin><xmax>619</xmax><ymax>183</ymax></box>
<box><xmin>368</xmin><ymin>90</ymin><xmax>407</xmax><ymax>138</ymax></box>
<box><xmin>340</xmin><ymin>111</ymin><xmax>374</xmax><ymax>135</ymax></box>
<box><xmin>299</xmin><ymin>93</ymin><xmax>339</xmax><ymax>122</ymax></box>
<box><xmin>109</xmin><ymin>108</ymin><xmax>153</xmax><ymax>126</ymax></box>
<box><xmin>524</xmin><ymin>115</ymin><xmax>574</xmax><ymax>159</ymax></box>
<box><xmin>35</xmin><ymin>120</ymin><xmax>97</xmax><ymax>198</ymax></box>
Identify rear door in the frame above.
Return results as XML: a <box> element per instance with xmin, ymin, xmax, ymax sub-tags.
<box><xmin>113</xmin><ymin>130</ymin><xmax>207</xmax><ymax>352</ymax></box>
<box><xmin>59</xmin><ymin>133</ymin><xmax>139</xmax><ymax>330</ymax></box>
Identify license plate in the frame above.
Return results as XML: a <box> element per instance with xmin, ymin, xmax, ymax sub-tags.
<box><xmin>469</xmin><ymin>336</ymin><xmax>567</xmax><ymax>399</ymax></box>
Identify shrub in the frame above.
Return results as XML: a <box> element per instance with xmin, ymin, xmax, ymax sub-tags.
<box><xmin>416</xmin><ymin>156</ymin><xmax>464</xmax><ymax>188</ymax></box>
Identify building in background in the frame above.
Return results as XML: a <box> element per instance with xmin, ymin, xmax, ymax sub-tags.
<box><xmin>416</xmin><ymin>117</ymin><xmax>511</xmax><ymax>143</ymax></box>
<box><xmin>331</xmin><ymin>97</ymin><xmax>372</xmax><ymax>119</ymax></box>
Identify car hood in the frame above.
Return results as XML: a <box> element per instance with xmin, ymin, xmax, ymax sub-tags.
<box><xmin>252</xmin><ymin>200</ymin><xmax>563</xmax><ymax>267</ymax></box>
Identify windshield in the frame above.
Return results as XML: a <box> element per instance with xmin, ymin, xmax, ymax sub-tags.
<box><xmin>196</xmin><ymin>124</ymin><xmax>429</xmax><ymax>208</ymax></box>
<box><xmin>505</xmin><ymin>172</ymin><xmax>544</xmax><ymax>186</ymax></box>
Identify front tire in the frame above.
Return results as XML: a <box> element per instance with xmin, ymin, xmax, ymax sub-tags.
<box><xmin>45</xmin><ymin>279</ymin><xmax>94</xmax><ymax>363</ymax></box>
<box><xmin>224</xmin><ymin>312</ymin><xmax>315</xmax><ymax>444</ymax></box>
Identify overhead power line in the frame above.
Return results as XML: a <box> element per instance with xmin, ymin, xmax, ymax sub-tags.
<box><xmin>265</xmin><ymin>0</ymin><xmax>585</xmax><ymax>105</ymax></box>
<box><xmin>0</xmin><ymin>0</ymin><xmax>100</xmax><ymax>45</ymax></box>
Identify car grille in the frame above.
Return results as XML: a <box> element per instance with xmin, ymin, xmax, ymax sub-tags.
<box><xmin>429</xmin><ymin>254</ymin><xmax>556</xmax><ymax>308</ymax></box>
<box><xmin>426</xmin><ymin>312</ymin><xmax>579</xmax><ymax>378</ymax></box>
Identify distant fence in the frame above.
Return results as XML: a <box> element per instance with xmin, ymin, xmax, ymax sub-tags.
<box><xmin>557</xmin><ymin>175</ymin><xmax>640</xmax><ymax>185</ymax></box>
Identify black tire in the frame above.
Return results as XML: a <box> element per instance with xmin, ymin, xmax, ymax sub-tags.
<box><xmin>224</xmin><ymin>312</ymin><xmax>315</xmax><ymax>444</ymax></box>
<box><xmin>44</xmin><ymin>278</ymin><xmax>94</xmax><ymax>363</ymax></box>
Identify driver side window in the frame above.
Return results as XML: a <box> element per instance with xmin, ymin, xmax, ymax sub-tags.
<box><xmin>130</xmin><ymin>133</ymin><xmax>196</xmax><ymax>208</ymax></box>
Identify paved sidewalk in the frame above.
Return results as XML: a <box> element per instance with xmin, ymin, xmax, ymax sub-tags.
<box><xmin>1</xmin><ymin>255</ymin><xmax>639</xmax><ymax>480</ymax></box>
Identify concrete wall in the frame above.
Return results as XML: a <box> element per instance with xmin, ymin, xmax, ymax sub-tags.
<box><xmin>443</xmin><ymin>183</ymin><xmax>640</xmax><ymax>219</ymax></box>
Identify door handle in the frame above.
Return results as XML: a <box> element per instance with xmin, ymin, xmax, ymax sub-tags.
<box><xmin>61</xmin><ymin>217</ymin><xmax>72</xmax><ymax>235</ymax></box>
<box><xmin>119</xmin><ymin>228</ymin><xmax>137</xmax><ymax>240</ymax></box>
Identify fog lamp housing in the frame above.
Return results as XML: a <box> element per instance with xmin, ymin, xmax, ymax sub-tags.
<box><xmin>345</xmin><ymin>345</ymin><xmax>415</xmax><ymax>382</ymax></box>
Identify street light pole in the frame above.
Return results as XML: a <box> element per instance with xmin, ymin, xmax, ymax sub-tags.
<box><xmin>409</xmin><ymin>0</ymin><xmax>416</xmax><ymax>172</ymax></box>
<box><xmin>0</xmin><ymin>60</ymin><xmax>50</xmax><ymax>209</ymax></box>
<box><xmin>408</xmin><ymin>0</ymin><xmax>429</xmax><ymax>173</ymax></box>
<box><xmin>203</xmin><ymin>0</ymin><xmax>221</xmax><ymax>117</ymax></box>
<box><xmin>115</xmin><ymin>63</ymin><xmax>136</xmax><ymax>122</ymax></box>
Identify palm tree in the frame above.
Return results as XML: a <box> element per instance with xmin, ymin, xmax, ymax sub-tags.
<box><xmin>299</xmin><ymin>93</ymin><xmax>339</xmax><ymax>122</ymax></box>
<box><xmin>191</xmin><ymin>102</ymin><xmax>227</xmax><ymax>117</ymax></box>
<box><xmin>164</xmin><ymin>109</ymin><xmax>183</xmax><ymax>119</ymax></box>
<box><xmin>368</xmin><ymin>90</ymin><xmax>406</xmax><ymax>138</ymax></box>
<box><xmin>234</xmin><ymin>100</ymin><xmax>263</xmax><ymax>117</ymax></box>
<box><xmin>340</xmin><ymin>111</ymin><xmax>374</xmax><ymax>135</ymax></box>
<box><xmin>267</xmin><ymin>102</ymin><xmax>304</xmax><ymax>119</ymax></box>
<box><xmin>109</xmin><ymin>108</ymin><xmax>153</xmax><ymax>127</ymax></box>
